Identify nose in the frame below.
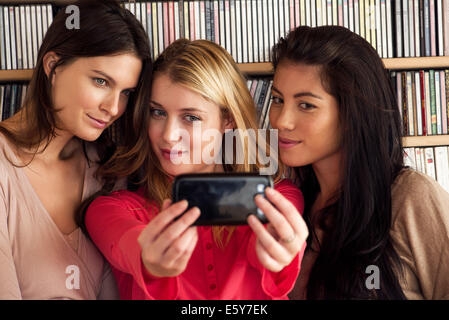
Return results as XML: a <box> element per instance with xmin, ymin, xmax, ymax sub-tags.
<box><xmin>100</xmin><ymin>91</ymin><xmax>122</xmax><ymax>117</ymax></box>
<box><xmin>162</xmin><ymin>117</ymin><xmax>183</xmax><ymax>143</ymax></box>
<box><xmin>272</xmin><ymin>104</ymin><xmax>296</xmax><ymax>131</ymax></box>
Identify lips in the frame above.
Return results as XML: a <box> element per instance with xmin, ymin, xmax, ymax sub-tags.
<box><xmin>160</xmin><ymin>148</ymin><xmax>188</xmax><ymax>160</ymax></box>
<box><xmin>87</xmin><ymin>114</ymin><xmax>109</xmax><ymax>129</ymax></box>
<box><xmin>278</xmin><ymin>137</ymin><xmax>301</xmax><ymax>149</ymax></box>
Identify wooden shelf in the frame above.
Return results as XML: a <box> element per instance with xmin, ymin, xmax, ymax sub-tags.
<box><xmin>402</xmin><ymin>135</ymin><xmax>449</xmax><ymax>147</ymax></box>
<box><xmin>0</xmin><ymin>69</ymin><xmax>33</xmax><ymax>82</ymax></box>
<box><xmin>3</xmin><ymin>56</ymin><xmax>448</xmax><ymax>80</ymax></box>
<box><xmin>383</xmin><ymin>56</ymin><xmax>449</xmax><ymax>70</ymax></box>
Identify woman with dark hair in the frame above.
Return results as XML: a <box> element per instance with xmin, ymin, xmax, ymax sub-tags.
<box><xmin>269</xmin><ymin>25</ymin><xmax>449</xmax><ymax>299</ymax></box>
<box><xmin>0</xmin><ymin>0</ymin><xmax>152</xmax><ymax>299</ymax></box>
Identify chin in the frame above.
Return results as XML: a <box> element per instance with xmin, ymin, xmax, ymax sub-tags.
<box><xmin>76</xmin><ymin>131</ymin><xmax>103</xmax><ymax>142</ymax></box>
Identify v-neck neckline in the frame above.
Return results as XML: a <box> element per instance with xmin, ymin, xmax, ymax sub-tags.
<box><xmin>3</xmin><ymin>136</ymin><xmax>88</xmax><ymax>241</ymax></box>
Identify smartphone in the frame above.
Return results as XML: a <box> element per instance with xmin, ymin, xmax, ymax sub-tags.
<box><xmin>172</xmin><ymin>173</ymin><xmax>272</xmax><ymax>226</ymax></box>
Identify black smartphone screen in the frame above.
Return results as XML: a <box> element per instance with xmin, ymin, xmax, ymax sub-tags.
<box><xmin>172</xmin><ymin>173</ymin><xmax>272</xmax><ymax>225</ymax></box>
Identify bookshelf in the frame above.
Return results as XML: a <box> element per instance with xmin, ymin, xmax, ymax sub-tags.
<box><xmin>1</xmin><ymin>0</ymin><xmax>449</xmax><ymax>151</ymax></box>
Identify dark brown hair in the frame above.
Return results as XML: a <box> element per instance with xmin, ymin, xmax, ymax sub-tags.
<box><xmin>0</xmin><ymin>0</ymin><xmax>152</xmax><ymax>182</ymax></box>
<box><xmin>272</xmin><ymin>26</ymin><xmax>406</xmax><ymax>299</ymax></box>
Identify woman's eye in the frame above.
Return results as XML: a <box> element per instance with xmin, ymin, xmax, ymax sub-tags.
<box><xmin>122</xmin><ymin>90</ymin><xmax>132</xmax><ymax>97</ymax></box>
<box><xmin>270</xmin><ymin>96</ymin><xmax>283</xmax><ymax>104</ymax></box>
<box><xmin>150</xmin><ymin>108</ymin><xmax>166</xmax><ymax>118</ymax></box>
<box><xmin>184</xmin><ymin>114</ymin><xmax>201</xmax><ymax>122</ymax></box>
<box><xmin>299</xmin><ymin>103</ymin><xmax>316</xmax><ymax>110</ymax></box>
<box><xmin>94</xmin><ymin>78</ymin><xmax>107</xmax><ymax>86</ymax></box>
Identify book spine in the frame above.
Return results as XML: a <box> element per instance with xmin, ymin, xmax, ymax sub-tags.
<box><xmin>145</xmin><ymin>4</ymin><xmax>152</xmax><ymax>60</ymax></box>
<box><xmin>152</xmin><ymin>2</ymin><xmax>158</xmax><ymax>59</ymax></box>
<box><xmin>354</xmin><ymin>0</ymin><xmax>360</xmax><ymax>34</ymax></box>
<box><xmin>435</xmin><ymin>70</ymin><xmax>442</xmax><ymax>134</ymax></box>
<box><xmin>375</xmin><ymin>0</ymin><xmax>382</xmax><ymax>56</ymax></box>
<box><xmin>429</xmin><ymin>69</ymin><xmax>437</xmax><ymax>134</ymax></box>
<box><xmin>25</xmin><ymin>5</ymin><xmax>32</xmax><ymax>69</ymax></box>
<box><xmin>424</xmin><ymin>147</ymin><xmax>436</xmax><ymax>179</ymax></box>
<box><xmin>236</xmin><ymin>0</ymin><xmax>242</xmax><ymax>63</ymax></box>
<box><xmin>440</xmin><ymin>70</ymin><xmax>447</xmax><ymax>134</ymax></box>
<box><xmin>200</xmin><ymin>0</ymin><xmax>206</xmax><ymax>40</ymax></box>
<box><xmin>242</xmin><ymin>0</ymin><xmax>248</xmax><ymax>63</ymax></box>
<box><xmin>246</xmin><ymin>0</ymin><xmax>255</xmax><ymax>63</ymax></box>
<box><xmin>31</xmin><ymin>5</ymin><xmax>38</xmax><ymax>67</ymax></box>
<box><xmin>419</xmin><ymin>0</ymin><xmax>425</xmax><ymax>56</ymax></box>
<box><xmin>225</xmin><ymin>1</ymin><xmax>231</xmax><ymax>56</ymax></box>
<box><xmin>338</xmin><ymin>0</ymin><xmax>343</xmax><ymax>26</ymax></box>
<box><xmin>303</xmin><ymin>0</ymin><xmax>308</xmax><ymax>26</ymax></box>
<box><xmin>408</xmin><ymin>0</ymin><xmax>415</xmax><ymax>57</ymax></box>
<box><xmin>434</xmin><ymin>147</ymin><xmax>449</xmax><ymax>193</ymax></box>
<box><xmin>14</xmin><ymin>7</ymin><xmax>22</xmax><ymax>69</ymax></box>
<box><xmin>429</xmin><ymin>0</ymin><xmax>436</xmax><ymax>56</ymax></box>
<box><xmin>230</xmin><ymin>0</ymin><xmax>236</xmax><ymax>61</ymax></box>
<box><xmin>349</xmin><ymin>0</ymin><xmax>354</xmax><ymax>31</ymax></box>
<box><xmin>419</xmin><ymin>70</ymin><xmax>427</xmax><ymax>135</ymax></box>
<box><xmin>436</xmin><ymin>0</ymin><xmax>443</xmax><ymax>56</ymax></box>
<box><xmin>168</xmin><ymin>1</ymin><xmax>174</xmax><ymax>44</ymax></box>
<box><xmin>316</xmin><ymin>0</ymin><xmax>322</xmax><ymax>26</ymax></box>
<box><xmin>219</xmin><ymin>1</ymin><xmax>225</xmax><ymax>47</ymax></box>
<box><xmin>214</xmin><ymin>1</ymin><xmax>220</xmax><ymax>45</ymax></box>
<box><xmin>290</xmin><ymin>0</ymin><xmax>295</xmax><ymax>30</ymax></box>
<box><xmin>394</xmin><ymin>0</ymin><xmax>401</xmax><ymax>57</ymax></box>
<box><xmin>402</xmin><ymin>0</ymin><xmax>409</xmax><ymax>57</ymax></box>
<box><xmin>360</xmin><ymin>0</ymin><xmax>365</xmax><ymax>39</ymax></box>
<box><xmin>194</xmin><ymin>1</ymin><xmax>200</xmax><ymax>40</ymax></box>
<box><xmin>0</xmin><ymin>7</ymin><xmax>5</xmax><ymax>70</ymax></box>
<box><xmin>401</xmin><ymin>72</ymin><xmax>408</xmax><ymax>135</ymax></box>
<box><xmin>157</xmin><ymin>2</ymin><xmax>164</xmax><ymax>54</ymax></box>
<box><xmin>425</xmin><ymin>71</ymin><xmax>432</xmax><ymax>135</ymax></box>
<box><xmin>252</xmin><ymin>0</ymin><xmax>259</xmax><ymax>62</ymax></box>
<box><xmin>326</xmin><ymin>0</ymin><xmax>332</xmax><ymax>25</ymax></box>
<box><xmin>178</xmin><ymin>0</ymin><xmax>184</xmax><ymax>41</ymax></box>
<box><xmin>262</xmin><ymin>0</ymin><xmax>269</xmax><ymax>61</ymax></box>
<box><xmin>174</xmin><ymin>1</ymin><xmax>180</xmax><ymax>40</ymax></box>
<box><xmin>406</xmin><ymin>71</ymin><xmax>415</xmax><ymax>136</ymax></box>
<box><xmin>414</xmin><ymin>71</ymin><xmax>423</xmax><ymax>135</ymax></box>
<box><xmin>446</xmin><ymin>70</ymin><xmax>449</xmax><ymax>132</ymax></box>
<box><xmin>424</xmin><ymin>0</ymin><xmax>430</xmax><ymax>56</ymax></box>
<box><xmin>9</xmin><ymin>7</ymin><xmax>16</xmax><ymax>70</ymax></box>
<box><xmin>268</xmin><ymin>0</ymin><xmax>274</xmax><ymax>61</ymax></box>
<box><xmin>444</xmin><ymin>0</ymin><xmax>449</xmax><ymax>55</ymax></box>
<box><xmin>295</xmin><ymin>0</ymin><xmax>301</xmax><ymax>27</ymax></box>
<box><xmin>365</xmin><ymin>0</ymin><xmax>371</xmax><ymax>44</ymax></box>
<box><xmin>184</xmin><ymin>1</ymin><xmax>190</xmax><ymax>40</ymax></box>
<box><xmin>311</xmin><ymin>0</ymin><xmax>316</xmax><ymax>26</ymax></box>
<box><xmin>276</xmin><ymin>0</ymin><xmax>282</xmax><ymax>42</ymax></box>
<box><xmin>380</xmin><ymin>0</ymin><xmax>387</xmax><ymax>57</ymax></box>
<box><xmin>305</xmin><ymin>0</ymin><xmax>310</xmax><ymax>26</ymax></box>
<box><xmin>414</xmin><ymin>0</ymin><xmax>420</xmax><ymax>57</ymax></box>
<box><xmin>385</xmin><ymin>0</ymin><xmax>392</xmax><ymax>57</ymax></box>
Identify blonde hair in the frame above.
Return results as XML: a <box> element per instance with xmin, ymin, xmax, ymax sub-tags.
<box><xmin>147</xmin><ymin>39</ymin><xmax>281</xmax><ymax>247</ymax></box>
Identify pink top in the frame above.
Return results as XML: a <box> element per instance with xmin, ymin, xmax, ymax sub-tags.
<box><xmin>85</xmin><ymin>179</ymin><xmax>305</xmax><ymax>300</ymax></box>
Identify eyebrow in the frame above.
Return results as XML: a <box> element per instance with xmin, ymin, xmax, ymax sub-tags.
<box><xmin>271</xmin><ymin>86</ymin><xmax>323</xmax><ymax>100</ymax></box>
<box><xmin>92</xmin><ymin>70</ymin><xmax>116</xmax><ymax>86</ymax></box>
<box><xmin>149</xmin><ymin>101</ymin><xmax>207</xmax><ymax>113</ymax></box>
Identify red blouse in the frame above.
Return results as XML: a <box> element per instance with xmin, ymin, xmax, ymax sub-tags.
<box><xmin>85</xmin><ymin>179</ymin><xmax>305</xmax><ymax>300</ymax></box>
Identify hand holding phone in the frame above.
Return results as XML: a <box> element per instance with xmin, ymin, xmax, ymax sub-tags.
<box><xmin>247</xmin><ymin>187</ymin><xmax>309</xmax><ymax>273</ymax></box>
<box><xmin>137</xmin><ymin>199</ymin><xmax>200</xmax><ymax>278</ymax></box>
<box><xmin>172</xmin><ymin>173</ymin><xmax>273</xmax><ymax>226</ymax></box>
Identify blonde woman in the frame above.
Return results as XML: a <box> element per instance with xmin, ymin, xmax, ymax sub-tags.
<box><xmin>82</xmin><ymin>39</ymin><xmax>308</xmax><ymax>300</ymax></box>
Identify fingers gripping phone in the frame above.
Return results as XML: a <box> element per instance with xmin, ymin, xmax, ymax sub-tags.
<box><xmin>172</xmin><ymin>173</ymin><xmax>272</xmax><ymax>226</ymax></box>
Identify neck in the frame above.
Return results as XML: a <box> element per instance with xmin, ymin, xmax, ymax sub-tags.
<box><xmin>312</xmin><ymin>151</ymin><xmax>343</xmax><ymax>205</ymax></box>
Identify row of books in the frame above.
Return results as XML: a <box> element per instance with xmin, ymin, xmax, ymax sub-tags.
<box><xmin>404</xmin><ymin>146</ymin><xmax>449</xmax><ymax>193</ymax></box>
<box><xmin>0</xmin><ymin>5</ymin><xmax>53</xmax><ymax>70</ymax></box>
<box><xmin>247</xmin><ymin>77</ymin><xmax>273</xmax><ymax>129</ymax></box>
<box><xmin>395</xmin><ymin>0</ymin><xmax>449</xmax><ymax>58</ymax></box>
<box><xmin>391</xmin><ymin>69</ymin><xmax>449</xmax><ymax>136</ymax></box>
<box><xmin>0</xmin><ymin>83</ymin><xmax>28</xmax><ymax>121</ymax></box>
<box><xmin>124</xmin><ymin>0</ymin><xmax>449</xmax><ymax>62</ymax></box>
<box><xmin>2</xmin><ymin>1</ymin><xmax>449</xmax><ymax>70</ymax></box>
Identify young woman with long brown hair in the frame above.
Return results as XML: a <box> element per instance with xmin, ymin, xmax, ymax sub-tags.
<box><xmin>270</xmin><ymin>25</ymin><xmax>449</xmax><ymax>299</ymax></box>
<box><xmin>84</xmin><ymin>39</ymin><xmax>309</xmax><ymax>300</ymax></box>
<box><xmin>0</xmin><ymin>0</ymin><xmax>152</xmax><ymax>299</ymax></box>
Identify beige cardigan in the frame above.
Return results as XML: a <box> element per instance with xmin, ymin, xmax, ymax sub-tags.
<box><xmin>0</xmin><ymin>134</ymin><xmax>119</xmax><ymax>299</ymax></box>
<box><xmin>391</xmin><ymin>169</ymin><xmax>449</xmax><ymax>299</ymax></box>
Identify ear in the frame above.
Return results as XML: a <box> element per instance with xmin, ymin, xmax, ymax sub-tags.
<box><xmin>42</xmin><ymin>51</ymin><xmax>60</xmax><ymax>81</ymax></box>
<box><xmin>222</xmin><ymin>114</ymin><xmax>235</xmax><ymax>131</ymax></box>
